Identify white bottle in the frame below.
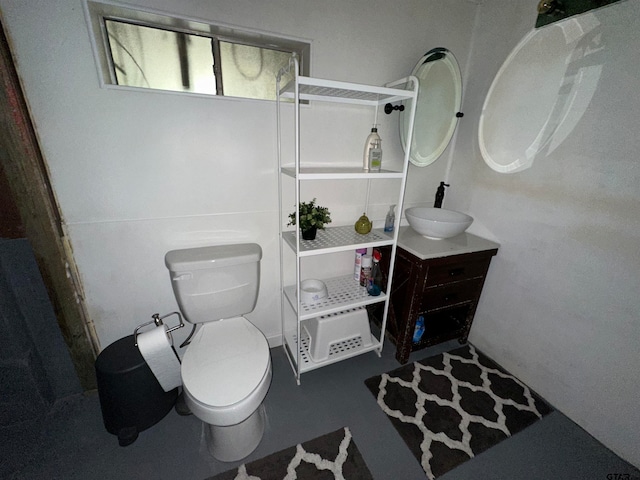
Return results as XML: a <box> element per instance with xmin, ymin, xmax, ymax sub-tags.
<box><xmin>368</xmin><ymin>139</ymin><xmax>382</xmax><ymax>172</ymax></box>
<box><xmin>359</xmin><ymin>254</ymin><xmax>372</xmax><ymax>286</ymax></box>
<box><xmin>363</xmin><ymin>126</ymin><xmax>381</xmax><ymax>171</ymax></box>
<box><xmin>354</xmin><ymin>248</ymin><xmax>367</xmax><ymax>281</ymax></box>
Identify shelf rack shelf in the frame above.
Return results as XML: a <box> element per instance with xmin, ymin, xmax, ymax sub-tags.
<box><xmin>279</xmin><ymin>75</ymin><xmax>415</xmax><ymax>106</ymax></box>
<box><xmin>283</xmin><ymin>274</ymin><xmax>388</xmax><ymax>321</ymax></box>
<box><xmin>280</xmin><ymin>166</ymin><xmax>405</xmax><ymax>180</ymax></box>
<box><xmin>283</xmin><ymin>327</ymin><xmax>383</xmax><ymax>374</ymax></box>
<box><xmin>276</xmin><ymin>55</ymin><xmax>418</xmax><ymax>384</ymax></box>
<box><xmin>282</xmin><ymin>226</ymin><xmax>393</xmax><ymax>256</ymax></box>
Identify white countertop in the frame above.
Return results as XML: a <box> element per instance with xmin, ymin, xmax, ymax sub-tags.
<box><xmin>396</xmin><ymin>226</ymin><xmax>500</xmax><ymax>260</ymax></box>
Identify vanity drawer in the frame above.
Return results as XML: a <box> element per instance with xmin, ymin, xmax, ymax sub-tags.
<box><xmin>425</xmin><ymin>259</ymin><xmax>492</xmax><ymax>287</ymax></box>
<box><xmin>422</xmin><ymin>278</ymin><xmax>483</xmax><ymax>311</ymax></box>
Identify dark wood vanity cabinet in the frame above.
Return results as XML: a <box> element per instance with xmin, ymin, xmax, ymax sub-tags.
<box><xmin>376</xmin><ymin>245</ymin><xmax>497</xmax><ymax>364</ymax></box>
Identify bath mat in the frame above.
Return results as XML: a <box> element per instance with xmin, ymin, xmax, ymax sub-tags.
<box><xmin>207</xmin><ymin>427</ymin><xmax>373</xmax><ymax>480</ymax></box>
<box><xmin>365</xmin><ymin>344</ymin><xmax>551</xmax><ymax>479</ymax></box>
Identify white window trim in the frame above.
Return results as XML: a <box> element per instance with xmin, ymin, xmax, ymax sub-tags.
<box><xmin>82</xmin><ymin>0</ymin><xmax>311</xmax><ymax>100</ymax></box>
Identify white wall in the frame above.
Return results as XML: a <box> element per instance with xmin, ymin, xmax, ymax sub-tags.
<box><xmin>0</xmin><ymin>0</ymin><xmax>476</xmax><ymax>348</ymax></box>
<box><xmin>446</xmin><ymin>0</ymin><xmax>640</xmax><ymax>467</ymax></box>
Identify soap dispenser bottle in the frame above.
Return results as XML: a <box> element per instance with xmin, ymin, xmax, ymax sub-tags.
<box><xmin>363</xmin><ymin>125</ymin><xmax>381</xmax><ymax>171</ymax></box>
<box><xmin>434</xmin><ymin>182</ymin><xmax>450</xmax><ymax>208</ymax></box>
<box><xmin>368</xmin><ymin>139</ymin><xmax>382</xmax><ymax>172</ymax></box>
<box><xmin>384</xmin><ymin>205</ymin><xmax>396</xmax><ymax>233</ymax></box>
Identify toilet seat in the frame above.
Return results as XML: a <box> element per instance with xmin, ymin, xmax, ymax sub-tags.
<box><xmin>183</xmin><ymin>360</ymin><xmax>271</xmax><ymax>426</ymax></box>
<box><xmin>181</xmin><ymin>316</ymin><xmax>270</xmax><ymax>413</ymax></box>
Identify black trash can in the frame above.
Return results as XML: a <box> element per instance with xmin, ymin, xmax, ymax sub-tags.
<box><xmin>95</xmin><ymin>334</ymin><xmax>178</xmax><ymax>446</ymax></box>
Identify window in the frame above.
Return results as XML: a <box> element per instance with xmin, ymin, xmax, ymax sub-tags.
<box><xmin>84</xmin><ymin>1</ymin><xmax>310</xmax><ymax>101</ymax></box>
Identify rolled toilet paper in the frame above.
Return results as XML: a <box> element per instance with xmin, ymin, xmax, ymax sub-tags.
<box><xmin>136</xmin><ymin>324</ymin><xmax>182</xmax><ymax>392</ymax></box>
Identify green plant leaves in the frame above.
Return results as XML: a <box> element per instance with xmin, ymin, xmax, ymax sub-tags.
<box><xmin>287</xmin><ymin>198</ymin><xmax>331</xmax><ymax>231</ymax></box>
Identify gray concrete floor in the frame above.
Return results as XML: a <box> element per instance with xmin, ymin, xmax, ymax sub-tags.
<box><xmin>5</xmin><ymin>339</ymin><xmax>639</xmax><ymax>480</ymax></box>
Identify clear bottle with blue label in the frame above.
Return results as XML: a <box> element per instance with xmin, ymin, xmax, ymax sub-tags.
<box><xmin>384</xmin><ymin>205</ymin><xmax>395</xmax><ymax>233</ymax></box>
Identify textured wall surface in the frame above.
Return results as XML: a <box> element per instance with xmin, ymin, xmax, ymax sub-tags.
<box><xmin>447</xmin><ymin>0</ymin><xmax>640</xmax><ymax>467</ymax></box>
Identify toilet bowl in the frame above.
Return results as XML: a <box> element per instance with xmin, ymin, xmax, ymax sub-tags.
<box><xmin>165</xmin><ymin>244</ymin><xmax>272</xmax><ymax>462</ymax></box>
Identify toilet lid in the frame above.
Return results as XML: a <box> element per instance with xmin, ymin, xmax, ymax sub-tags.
<box><xmin>181</xmin><ymin>317</ymin><xmax>270</xmax><ymax>407</ymax></box>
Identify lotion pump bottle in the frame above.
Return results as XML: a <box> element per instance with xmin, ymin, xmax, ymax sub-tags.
<box><xmin>363</xmin><ymin>125</ymin><xmax>381</xmax><ymax>171</ymax></box>
<box><xmin>384</xmin><ymin>205</ymin><xmax>396</xmax><ymax>232</ymax></box>
<box><xmin>434</xmin><ymin>181</ymin><xmax>450</xmax><ymax>208</ymax></box>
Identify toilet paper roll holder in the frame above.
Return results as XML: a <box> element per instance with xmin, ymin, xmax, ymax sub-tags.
<box><xmin>134</xmin><ymin>312</ymin><xmax>185</xmax><ymax>347</ymax></box>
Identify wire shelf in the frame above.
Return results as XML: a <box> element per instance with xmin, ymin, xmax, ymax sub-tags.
<box><xmin>276</xmin><ymin>59</ymin><xmax>417</xmax><ymax>382</ymax></box>
<box><xmin>285</xmin><ymin>328</ymin><xmax>382</xmax><ymax>374</ymax></box>
<box><xmin>283</xmin><ymin>226</ymin><xmax>393</xmax><ymax>256</ymax></box>
<box><xmin>280</xmin><ymin>166</ymin><xmax>404</xmax><ymax>179</ymax></box>
<box><xmin>284</xmin><ymin>274</ymin><xmax>386</xmax><ymax>320</ymax></box>
<box><xmin>279</xmin><ymin>76</ymin><xmax>416</xmax><ymax>106</ymax></box>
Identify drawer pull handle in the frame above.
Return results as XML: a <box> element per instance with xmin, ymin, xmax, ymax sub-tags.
<box><xmin>449</xmin><ymin>268</ymin><xmax>465</xmax><ymax>276</ymax></box>
<box><xmin>443</xmin><ymin>293</ymin><xmax>458</xmax><ymax>302</ymax></box>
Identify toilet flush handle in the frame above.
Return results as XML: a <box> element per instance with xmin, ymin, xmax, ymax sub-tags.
<box><xmin>172</xmin><ymin>273</ymin><xmax>192</xmax><ymax>281</ymax></box>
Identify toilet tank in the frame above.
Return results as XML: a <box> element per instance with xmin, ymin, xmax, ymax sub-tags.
<box><xmin>165</xmin><ymin>244</ymin><xmax>262</xmax><ymax>324</ymax></box>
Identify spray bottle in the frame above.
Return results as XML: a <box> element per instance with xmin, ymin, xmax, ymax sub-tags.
<box><xmin>367</xmin><ymin>249</ymin><xmax>383</xmax><ymax>296</ymax></box>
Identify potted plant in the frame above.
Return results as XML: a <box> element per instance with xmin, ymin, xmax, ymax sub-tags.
<box><xmin>288</xmin><ymin>198</ymin><xmax>332</xmax><ymax>240</ymax></box>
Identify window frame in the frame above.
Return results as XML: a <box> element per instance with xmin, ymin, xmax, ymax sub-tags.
<box><xmin>83</xmin><ymin>0</ymin><xmax>311</xmax><ymax>100</ymax></box>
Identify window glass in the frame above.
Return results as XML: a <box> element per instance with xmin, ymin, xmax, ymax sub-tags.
<box><xmin>220</xmin><ymin>42</ymin><xmax>293</xmax><ymax>100</ymax></box>
<box><xmin>98</xmin><ymin>15</ymin><xmax>303</xmax><ymax>101</ymax></box>
<box><xmin>105</xmin><ymin>20</ymin><xmax>216</xmax><ymax>94</ymax></box>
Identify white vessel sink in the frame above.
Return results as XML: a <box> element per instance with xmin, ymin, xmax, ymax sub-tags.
<box><xmin>405</xmin><ymin>207</ymin><xmax>473</xmax><ymax>239</ymax></box>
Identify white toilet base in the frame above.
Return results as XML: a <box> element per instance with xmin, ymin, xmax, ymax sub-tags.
<box><xmin>205</xmin><ymin>404</ymin><xmax>266</xmax><ymax>462</ymax></box>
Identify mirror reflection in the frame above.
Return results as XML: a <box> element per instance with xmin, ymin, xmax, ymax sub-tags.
<box><xmin>479</xmin><ymin>15</ymin><xmax>603</xmax><ymax>173</ymax></box>
<box><xmin>400</xmin><ymin>48</ymin><xmax>462</xmax><ymax>167</ymax></box>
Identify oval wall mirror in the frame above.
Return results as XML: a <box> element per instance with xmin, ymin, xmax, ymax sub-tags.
<box><xmin>400</xmin><ymin>48</ymin><xmax>463</xmax><ymax>167</ymax></box>
<box><xmin>478</xmin><ymin>14</ymin><xmax>602</xmax><ymax>173</ymax></box>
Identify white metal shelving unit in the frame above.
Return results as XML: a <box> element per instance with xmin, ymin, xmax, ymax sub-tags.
<box><xmin>276</xmin><ymin>55</ymin><xmax>418</xmax><ymax>384</ymax></box>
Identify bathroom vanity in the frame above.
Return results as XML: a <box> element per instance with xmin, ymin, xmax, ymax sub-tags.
<box><xmin>374</xmin><ymin>227</ymin><xmax>499</xmax><ymax>364</ymax></box>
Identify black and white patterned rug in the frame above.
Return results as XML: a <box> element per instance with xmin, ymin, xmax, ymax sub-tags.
<box><xmin>207</xmin><ymin>427</ymin><xmax>373</xmax><ymax>480</ymax></box>
<box><xmin>365</xmin><ymin>344</ymin><xmax>552</xmax><ymax>479</ymax></box>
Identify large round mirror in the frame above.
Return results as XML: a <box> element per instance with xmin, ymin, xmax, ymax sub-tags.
<box><xmin>478</xmin><ymin>15</ymin><xmax>602</xmax><ymax>173</ymax></box>
<box><xmin>400</xmin><ymin>48</ymin><xmax>462</xmax><ymax>167</ymax></box>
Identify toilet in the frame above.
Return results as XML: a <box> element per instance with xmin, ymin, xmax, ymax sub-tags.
<box><xmin>164</xmin><ymin>243</ymin><xmax>272</xmax><ymax>462</ymax></box>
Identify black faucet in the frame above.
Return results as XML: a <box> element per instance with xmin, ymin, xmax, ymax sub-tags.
<box><xmin>434</xmin><ymin>182</ymin><xmax>450</xmax><ymax>208</ymax></box>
